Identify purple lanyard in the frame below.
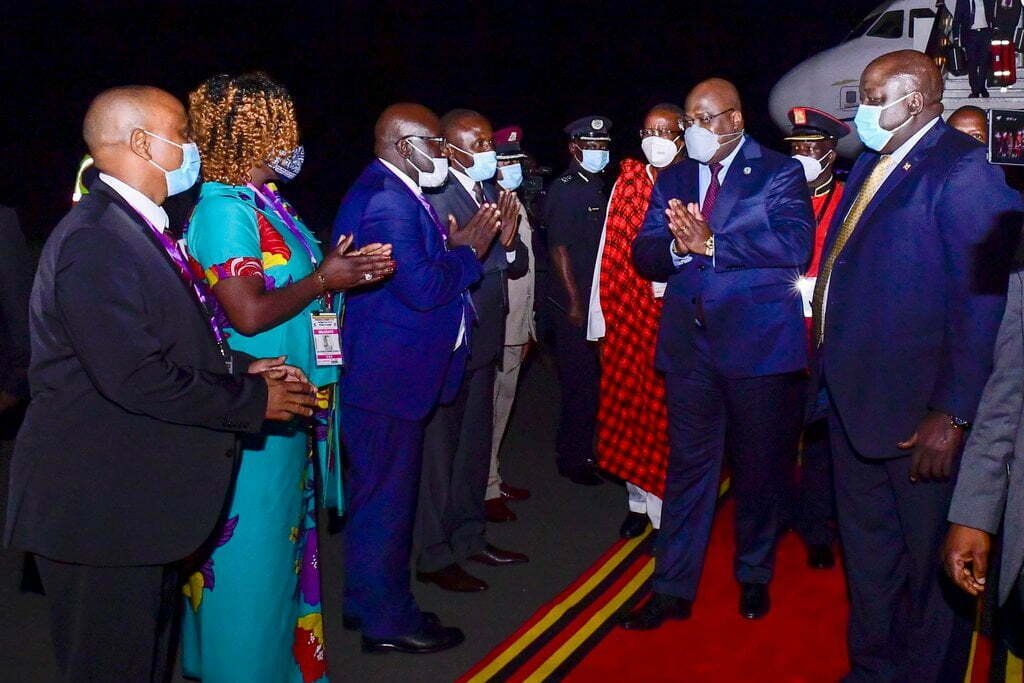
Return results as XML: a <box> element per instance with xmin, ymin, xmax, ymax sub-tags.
<box><xmin>134</xmin><ymin>209</ymin><xmax>229</xmax><ymax>362</ymax></box>
<box><xmin>248</xmin><ymin>183</ymin><xmax>333</xmax><ymax>310</ymax></box>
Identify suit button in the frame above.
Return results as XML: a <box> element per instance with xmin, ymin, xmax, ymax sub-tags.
<box><xmin>225</xmin><ymin>449</ymin><xmax>234</xmax><ymax>458</ymax></box>
<box><xmin>698</xmin><ymin>265</ymin><xmax>706</xmax><ymax>272</ymax></box>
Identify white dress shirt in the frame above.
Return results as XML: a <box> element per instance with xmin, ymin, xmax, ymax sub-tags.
<box><xmin>99</xmin><ymin>173</ymin><xmax>169</xmax><ymax>232</ymax></box>
<box><xmin>377</xmin><ymin>158</ymin><xmax>467</xmax><ymax>349</ymax></box>
<box><xmin>670</xmin><ymin>136</ymin><xmax>747</xmax><ymax>268</ymax></box>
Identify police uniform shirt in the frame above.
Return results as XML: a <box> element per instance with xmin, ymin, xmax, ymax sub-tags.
<box><xmin>542</xmin><ymin>165</ymin><xmax>608</xmax><ymax>303</ymax></box>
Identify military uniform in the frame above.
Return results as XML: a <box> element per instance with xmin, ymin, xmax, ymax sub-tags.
<box><xmin>784</xmin><ymin>107</ymin><xmax>850</xmax><ymax>563</ymax></box>
<box><xmin>542</xmin><ymin>116</ymin><xmax>611</xmax><ymax>480</ymax></box>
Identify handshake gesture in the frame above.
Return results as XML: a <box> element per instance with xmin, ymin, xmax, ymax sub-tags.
<box><xmin>665</xmin><ymin>198</ymin><xmax>713</xmax><ymax>256</ymax></box>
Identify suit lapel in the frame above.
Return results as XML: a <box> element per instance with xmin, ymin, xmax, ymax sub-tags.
<box><xmin>851</xmin><ymin>121</ymin><xmax>947</xmax><ymax>232</ymax></box>
<box><xmin>710</xmin><ymin>139</ymin><xmax>761</xmax><ymax>230</ymax></box>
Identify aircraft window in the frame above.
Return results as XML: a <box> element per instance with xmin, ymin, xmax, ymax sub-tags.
<box><xmin>867</xmin><ymin>10</ymin><xmax>905</xmax><ymax>39</ymax></box>
<box><xmin>846</xmin><ymin>12</ymin><xmax>883</xmax><ymax>40</ymax></box>
<box><xmin>908</xmin><ymin>8</ymin><xmax>936</xmax><ymax>38</ymax></box>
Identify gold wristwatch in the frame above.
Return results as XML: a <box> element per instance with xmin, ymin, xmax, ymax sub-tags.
<box><xmin>704</xmin><ymin>235</ymin><xmax>715</xmax><ymax>257</ymax></box>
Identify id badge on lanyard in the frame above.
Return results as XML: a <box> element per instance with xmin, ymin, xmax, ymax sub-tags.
<box><xmin>249</xmin><ymin>183</ymin><xmax>344</xmax><ymax>367</ymax></box>
<box><xmin>311</xmin><ymin>310</ymin><xmax>344</xmax><ymax>366</ymax></box>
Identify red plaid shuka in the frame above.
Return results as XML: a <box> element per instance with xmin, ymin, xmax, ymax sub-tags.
<box><xmin>595</xmin><ymin>159</ymin><xmax>669</xmax><ymax>496</ymax></box>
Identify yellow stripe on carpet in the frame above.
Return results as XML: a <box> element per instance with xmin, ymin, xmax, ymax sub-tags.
<box><xmin>1007</xmin><ymin>652</ymin><xmax>1023</xmax><ymax>683</ymax></box>
<box><xmin>525</xmin><ymin>559</ymin><xmax>656</xmax><ymax>682</ymax></box>
<box><xmin>465</xmin><ymin>530</ymin><xmax>650</xmax><ymax>683</ymax></box>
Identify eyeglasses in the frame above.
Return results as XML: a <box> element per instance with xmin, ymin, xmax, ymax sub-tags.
<box><xmin>680</xmin><ymin>109</ymin><xmax>735</xmax><ymax>129</ymax></box>
<box><xmin>397</xmin><ymin>134</ymin><xmax>447</xmax><ymax>146</ymax></box>
<box><xmin>639</xmin><ymin>128</ymin><xmax>681</xmax><ymax>139</ymax></box>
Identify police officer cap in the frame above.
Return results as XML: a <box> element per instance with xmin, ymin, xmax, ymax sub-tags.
<box><xmin>565</xmin><ymin>115</ymin><xmax>612</xmax><ymax>141</ymax></box>
<box><xmin>494</xmin><ymin>125</ymin><xmax>528</xmax><ymax>159</ymax></box>
<box><xmin>785</xmin><ymin>107</ymin><xmax>850</xmax><ymax>142</ymax></box>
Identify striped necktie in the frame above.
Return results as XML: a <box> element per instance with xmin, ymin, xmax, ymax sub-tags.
<box><xmin>811</xmin><ymin>154</ymin><xmax>895</xmax><ymax>346</ymax></box>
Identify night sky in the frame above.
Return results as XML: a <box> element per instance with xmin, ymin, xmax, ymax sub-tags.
<box><xmin>3</xmin><ymin>0</ymin><xmax>883</xmax><ymax>238</ymax></box>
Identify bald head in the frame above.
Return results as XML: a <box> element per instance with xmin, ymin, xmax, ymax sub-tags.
<box><xmin>859</xmin><ymin>50</ymin><xmax>943</xmax><ymax>153</ymax></box>
<box><xmin>686</xmin><ymin>78</ymin><xmax>742</xmax><ymax>116</ymax></box>
<box><xmin>948</xmin><ymin>105</ymin><xmax>988</xmax><ymax>144</ymax></box>
<box><xmin>83</xmin><ymin>86</ymin><xmax>183</xmax><ymax>157</ymax></box>
<box><xmin>374</xmin><ymin>103</ymin><xmax>440</xmax><ymax>159</ymax></box>
<box><xmin>80</xmin><ymin>85</ymin><xmax>190</xmax><ymax>205</ymax></box>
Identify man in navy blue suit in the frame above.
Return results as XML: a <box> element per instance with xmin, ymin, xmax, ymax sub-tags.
<box><xmin>332</xmin><ymin>102</ymin><xmax>501</xmax><ymax>654</ymax></box>
<box><xmin>621</xmin><ymin>78</ymin><xmax>813</xmax><ymax>629</ymax></box>
<box><xmin>815</xmin><ymin>51</ymin><xmax>1021</xmax><ymax>682</ymax></box>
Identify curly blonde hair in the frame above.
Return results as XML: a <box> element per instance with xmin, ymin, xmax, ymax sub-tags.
<box><xmin>189</xmin><ymin>72</ymin><xmax>299</xmax><ymax>185</ymax></box>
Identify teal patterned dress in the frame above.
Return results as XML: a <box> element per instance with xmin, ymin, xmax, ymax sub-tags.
<box><xmin>181</xmin><ymin>181</ymin><xmax>341</xmax><ymax>683</ymax></box>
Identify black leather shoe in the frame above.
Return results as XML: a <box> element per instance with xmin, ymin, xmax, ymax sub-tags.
<box><xmin>807</xmin><ymin>544</ymin><xmax>835</xmax><ymax>569</ymax></box>
<box><xmin>739</xmin><ymin>582</ymin><xmax>770</xmax><ymax>619</ymax></box>
<box><xmin>344</xmin><ymin>611</ymin><xmax>439</xmax><ymax>632</ymax></box>
<box><xmin>618</xmin><ymin>593</ymin><xmax>692</xmax><ymax>630</ymax></box>
<box><xmin>619</xmin><ymin>511</ymin><xmax>650</xmax><ymax>539</ymax></box>
<box><xmin>468</xmin><ymin>543</ymin><xmax>529</xmax><ymax>566</ymax></box>
<box><xmin>559</xmin><ymin>467</ymin><xmax>604</xmax><ymax>486</ymax></box>
<box><xmin>361</xmin><ymin>621</ymin><xmax>465</xmax><ymax>654</ymax></box>
<box><xmin>416</xmin><ymin>564</ymin><xmax>488</xmax><ymax>592</ymax></box>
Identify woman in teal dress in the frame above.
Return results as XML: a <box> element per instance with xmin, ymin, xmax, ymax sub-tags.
<box><xmin>182</xmin><ymin>73</ymin><xmax>395</xmax><ymax>682</ymax></box>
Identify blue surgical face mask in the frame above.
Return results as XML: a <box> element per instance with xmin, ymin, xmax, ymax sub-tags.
<box><xmin>497</xmin><ymin>162</ymin><xmax>524</xmax><ymax>190</ymax></box>
<box><xmin>578</xmin><ymin>147</ymin><xmax>610</xmax><ymax>173</ymax></box>
<box><xmin>854</xmin><ymin>92</ymin><xmax>916</xmax><ymax>152</ymax></box>
<box><xmin>143</xmin><ymin>130</ymin><xmax>201</xmax><ymax>195</ymax></box>
<box><xmin>449</xmin><ymin>143</ymin><xmax>497</xmax><ymax>182</ymax></box>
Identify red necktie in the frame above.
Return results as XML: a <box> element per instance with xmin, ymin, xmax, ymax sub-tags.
<box><xmin>701</xmin><ymin>162</ymin><xmax>723</xmax><ymax>221</ymax></box>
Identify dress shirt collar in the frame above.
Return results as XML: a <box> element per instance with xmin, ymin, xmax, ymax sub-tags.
<box><xmin>99</xmin><ymin>173</ymin><xmax>169</xmax><ymax>232</ymax></box>
<box><xmin>377</xmin><ymin>157</ymin><xmax>425</xmax><ymax>198</ymax></box>
<box><xmin>450</xmin><ymin>168</ymin><xmax>480</xmax><ymax>196</ymax></box>
<box><xmin>886</xmin><ymin>116</ymin><xmax>940</xmax><ymax>167</ymax></box>
<box><xmin>715</xmin><ymin>134</ymin><xmax>746</xmax><ymax>176</ymax></box>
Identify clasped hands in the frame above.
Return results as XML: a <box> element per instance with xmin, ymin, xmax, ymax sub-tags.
<box><xmin>665</xmin><ymin>198</ymin><xmax>712</xmax><ymax>256</ymax></box>
<box><xmin>248</xmin><ymin>355</ymin><xmax>318</xmax><ymax>421</ymax></box>
<box><xmin>447</xmin><ymin>190</ymin><xmax>519</xmax><ymax>260</ymax></box>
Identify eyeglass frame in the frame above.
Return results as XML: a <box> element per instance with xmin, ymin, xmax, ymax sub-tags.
<box><xmin>638</xmin><ymin>127</ymin><xmax>682</xmax><ymax>139</ymax></box>
<box><xmin>679</xmin><ymin>108</ymin><xmax>736</xmax><ymax>130</ymax></box>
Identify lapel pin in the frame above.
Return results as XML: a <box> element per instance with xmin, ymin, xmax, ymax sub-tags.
<box><xmin>743</xmin><ymin>166</ymin><xmax>751</xmax><ymax>175</ymax></box>
<box><xmin>902</xmin><ymin>162</ymin><xmax>912</xmax><ymax>171</ymax></box>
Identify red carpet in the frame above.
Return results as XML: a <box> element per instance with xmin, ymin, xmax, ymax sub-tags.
<box><xmin>566</xmin><ymin>498</ymin><xmax>849</xmax><ymax>682</ymax></box>
<box><xmin>462</xmin><ymin>495</ymin><xmax>1024</xmax><ymax>682</ymax></box>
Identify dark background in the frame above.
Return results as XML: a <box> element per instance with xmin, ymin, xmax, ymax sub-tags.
<box><xmin>2</xmin><ymin>0</ymin><xmax>881</xmax><ymax>238</ymax></box>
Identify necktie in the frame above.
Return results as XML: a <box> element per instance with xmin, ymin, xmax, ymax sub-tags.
<box><xmin>473</xmin><ymin>182</ymin><xmax>485</xmax><ymax>206</ymax></box>
<box><xmin>811</xmin><ymin>154</ymin><xmax>895</xmax><ymax>345</ymax></box>
<box><xmin>701</xmin><ymin>162</ymin><xmax>724</xmax><ymax>221</ymax></box>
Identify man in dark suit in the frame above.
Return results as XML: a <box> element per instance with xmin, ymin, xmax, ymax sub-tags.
<box><xmin>943</xmin><ymin>255</ymin><xmax>1024</xmax><ymax>621</ymax></box>
<box><xmin>3</xmin><ymin>86</ymin><xmax>316</xmax><ymax>682</ymax></box>
<box><xmin>954</xmin><ymin>0</ymin><xmax>996</xmax><ymax>98</ymax></box>
<box><xmin>622</xmin><ymin>78</ymin><xmax>813</xmax><ymax>629</ymax></box>
<box><xmin>332</xmin><ymin>102</ymin><xmax>500</xmax><ymax>653</ymax></box>
<box><xmin>415</xmin><ymin>109</ymin><xmax>529</xmax><ymax>592</ymax></box>
<box><xmin>0</xmin><ymin>205</ymin><xmax>31</xmax><ymax>419</ymax></box>
<box><xmin>815</xmin><ymin>51</ymin><xmax>1021</xmax><ymax>681</ymax></box>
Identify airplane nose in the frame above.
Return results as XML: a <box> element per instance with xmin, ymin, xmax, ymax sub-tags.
<box><xmin>769</xmin><ymin>63</ymin><xmax>816</xmax><ymax>134</ymax></box>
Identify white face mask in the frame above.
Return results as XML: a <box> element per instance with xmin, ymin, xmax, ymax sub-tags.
<box><xmin>684</xmin><ymin>125</ymin><xmax>743</xmax><ymax>164</ymax></box>
<box><xmin>641</xmin><ymin>135</ymin><xmax>681</xmax><ymax>168</ymax></box>
<box><xmin>792</xmin><ymin>149</ymin><xmax>834</xmax><ymax>182</ymax></box>
<box><xmin>406</xmin><ymin>142</ymin><xmax>449</xmax><ymax>188</ymax></box>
